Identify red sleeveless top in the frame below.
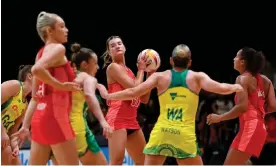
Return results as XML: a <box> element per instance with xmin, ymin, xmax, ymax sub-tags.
<box><xmin>231</xmin><ymin>73</ymin><xmax>267</xmax><ymax>157</ymax></box>
<box><xmin>105</xmin><ymin>65</ymin><xmax>141</xmax><ymax>130</ymax></box>
<box><xmin>235</xmin><ymin>73</ymin><xmax>266</xmax><ymax>121</ymax></box>
<box><xmin>31</xmin><ymin>46</ymin><xmax>76</xmax><ymax>145</ymax></box>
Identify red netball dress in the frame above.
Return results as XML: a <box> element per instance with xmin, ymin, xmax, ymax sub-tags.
<box><xmin>231</xmin><ymin>73</ymin><xmax>267</xmax><ymax>157</ymax></box>
<box><xmin>105</xmin><ymin>65</ymin><xmax>140</xmax><ymax>130</ymax></box>
<box><xmin>31</xmin><ymin>46</ymin><xmax>76</xmax><ymax>145</ymax></box>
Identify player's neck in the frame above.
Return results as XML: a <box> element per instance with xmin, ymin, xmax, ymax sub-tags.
<box><xmin>113</xmin><ymin>61</ymin><xmax>125</xmax><ymax>66</ymax></box>
<box><xmin>173</xmin><ymin>67</ymin><xmax>187</xmax><ymax>72</ymax></box>
<box><xmin>239</xmin><ymin>68</ymin><xmax>246</xmax><ymax>75</ymax></box>
<box><xmin>22</xmin><ymin>82</ymin><xmax>31</xmax><ymax>98</ymax></box>
<box><xmin>45</xmin><ymin>38</ymin><xmax>60</xmax><ymax>45</ymax></box>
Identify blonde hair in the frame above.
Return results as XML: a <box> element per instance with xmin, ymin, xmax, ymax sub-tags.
<box><xmin>36</xmin><ymin>11</ymin><xmax>57</xmax><ymax>42</ymax></box>
<box><xmin>172</xmin><ymin>44</ymin><xmax>191</xmax><ymax>68</ymax></box>
<box><xmin>101</xmin><ymin>35</ymin><xmax>121</xmax><ymax>68</ymax></box>
<box><xmin>172</xmin><ymin>44</ymin><xmax>191</xmax><ymax>58</ymax></box>
<box><xmin>101</xmin><ymin>50</ymin><xmax>112</xmax><ymax>69</ymax></box>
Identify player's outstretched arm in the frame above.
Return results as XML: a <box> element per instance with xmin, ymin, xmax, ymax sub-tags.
<box><xmin>107</xmin><ymin>73</ymin><xmax>159</xmax><ymax>101</ymax></box>
<box><xmin>197</xmin><ymin>72</ymin><xmax>243</xmax><ymax>95</ymax></box>
<box><xmin>207</xmin><ymin>76</ymin><xmax>248</xmax><ymax>124</ymax></box>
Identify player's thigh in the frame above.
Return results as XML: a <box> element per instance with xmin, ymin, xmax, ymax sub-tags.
<box><xmin>29</xmin><ymin>140</ymin><xmax>51</xmax><ymax>165</ymax></box>
<box><xmin>176</xmin><ymin>155</ymin><xmax>203</xmax><ymax>165</ymax></box>
<box><xmin>108</xmin><ymin>129</ymin><xmax>127</xmax><ymax>165</ymax></box>
<box><xmin>144</xmin><ymin>154</ymin><xmax>166</xmax><ymax>165</ymax></box>
<box><xmin>224</xmin><ymin>148</ymin><xmax>251</xmax><ymax>165</ymax></box>
<box><xmin>50</xmin><ymin>139</ymin><xmax>79</xmax><ymax>165</ymax></box>
<box><xmin>80</xmin><ymin>150</ymin><xmax>108</xmax><ymax>165</ymax></box>
<box><xmin>126</xmin><ymin>129</ymin><xmax>146</xmax><ymax>165</ymax></box>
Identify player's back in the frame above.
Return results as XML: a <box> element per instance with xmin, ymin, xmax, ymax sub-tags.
<box><xmin>145</xmin><ymin>69</ymin><xmax>200</xmax><ymax>158</ymax></box>
<box><xmin>156</xmin><ymin>69</ymin><xmax>199</xmax><ymax>129</ymax></box>
<box><xmin>236</xmin><ymin>73</ymin><xmax>266</xmax><ymax>121</ymax></box>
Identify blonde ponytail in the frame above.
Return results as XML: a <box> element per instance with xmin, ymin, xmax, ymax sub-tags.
<box><xmin>101</xmin><ymin>51</ymin><xmax>111</xmax><ymax>68</ymax></box>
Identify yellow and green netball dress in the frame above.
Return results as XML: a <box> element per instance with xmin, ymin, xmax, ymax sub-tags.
<box><xmin>144</xmin><ymin>70</ymin><xmax>201</xmax><ymax>158</ymax></box>
<box><xmin>70</xmin><ymin>72</ymin><xmax>101</xmax><ymax>157</ymax></box>
<box><xmin>1</xmin><ymin>81</ymin><xmax>28</xmax><ymax>132</ymax></box>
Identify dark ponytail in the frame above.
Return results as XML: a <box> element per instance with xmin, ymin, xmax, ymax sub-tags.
<box><xmin>18</xmin><ymin>65</ymin><xmax>33</xmax><ymax>81</ymax></box>
<box><xmin>240</xmin><ymin>47</ymin><xmax>266</xmax><ymax>75</ymax></box>
<box><xmin>70</xmin><ymin>42</ymin><xmax>95</xmax><ymax>70</ymax></box>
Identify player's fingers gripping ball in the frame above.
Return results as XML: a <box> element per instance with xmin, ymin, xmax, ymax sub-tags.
<box><xmin>137</xmin><ymin>49</ymin><xmax>161</xmax><ymax>72</ymax></box>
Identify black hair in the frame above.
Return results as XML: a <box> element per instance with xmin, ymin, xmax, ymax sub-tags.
<box><xmin>71</xmin><ymin>43</ymin><xmax>95</xmax><ymax>70</ymax></box>
<box><xmin>18</xmin><ymin>65</ymin><xmax>33</xmax><ymax>81</ymax></box>
<box><xmin>240</xmin><ymin>47</ymin><xmax>266</xmax><ymax>75</ymax></box>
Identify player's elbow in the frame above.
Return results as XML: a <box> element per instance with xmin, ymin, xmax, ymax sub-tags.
<box><xmin>217</xmin><ymin>83</ymin><xmax>234</xmax><ymax>95</ymax></box>
<box><xmin>127</xmin><ymin>88</ymin><xmax>138</xmax><ymax>99</ymax></box>
<box><xmin>31</xmin><ymin>65</ymin><xmax>42</xmax><ymax>76</ymax></box>
<box><xmin>239</xmin><ymin>103</ymin><xmax>248</xmax><ymax>113</ymax></box>
<box><xmin>84</xmin><ymin>94</ymin><xmax>96</xmax><ymax>103</ymax></box>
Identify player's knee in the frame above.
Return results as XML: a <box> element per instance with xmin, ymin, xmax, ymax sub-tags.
<box><xmin>134</xmin><ymin>158</ymin><xmax>145</xmax><ymax>165</ymax></box>
<box><xmin>134</xmin><ymin>153</ymin><xmax>145</xmax><ymax>165</ymax></box>
<box><xmin>95</xmin><ymin>152</ymin><xmax>108</xmax><ymax>165</ymax></box>
<box><xmin>110</xmin><ymin>155</ymin><xmax>125</xmax><ymax>165</ymax></box>
<box><xmin>1</xmin><ymin>146</ymin><xmax>13</xmax><ymax>164</ymax></box>
<box><xmin>11</xmin><ymin>157</ymin><xmax>22</xmax><ymax>165</ymax></box>
<box><xmin>2</xmin><ymin>146</ymin><xmax>13</xmax><ymax>157</ymax></box>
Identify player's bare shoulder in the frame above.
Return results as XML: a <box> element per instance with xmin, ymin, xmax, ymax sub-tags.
<box><xmin>75</xmin><ymin>72</ymin><xmax>88</xmax><ymax>84</ymax></box>
<box><xmin>44</xmin><ymin>43</ymin><xmax>65</xmax><ymax>55</ymax></box>
<box><xmin>260</xmin><ymin>74</ymin><xmax>272</xmax><ymax>95</ymax></box>
<box><xmin>106</xmin><ymin>62</ymin><xmax>122</xmax><ymax>73</ymax></box>
<box><xmin>189</xmin><ymin>71</ymin><xmax>205</xmax><ymax>80</ymax></box>
<box><xmin>106</xmin><ymin>63</ymin><xmax>113</xmax><ymax>72</ymax></box>
<box><xmin>260</xmin><ymin>74</ymin><xmax>272</xmax><ymax>84</ymax></box>
<box><xmin>47</xmin><ymin>43</ymin><xmax>65</xmax><ymax>49</ymax></box>
<box><xmin>1</xmin><ymin>80</ymin><xmax>21</xmax><ymax>90</ymax></box>
<box><xmin>188</xmin><ymin>70</ymin><xmax>197</xmax><ymax>76</ymax></box>
<box><xmin>154</xmin><ymin>70</ymin><xmax>171</xmax><ymax>92</ymax></box>
<box><xmin>160</xmin><ymin>70</ymin><xmax>172</xmax><ymax>78</ymax></box>
<box><xmin>151</xmin><ymin>70</ymin><xmax>170</xmax><ymax>84</ymax></box>
<box><xmin>236</xmin><ymin>74</ymin><xmax>251</xmax><ymax>85</ymax></box>
<box><xmin>186</xmin><ymin>71</ymin><xmax>205</xmax><ymax>88</ymax></box>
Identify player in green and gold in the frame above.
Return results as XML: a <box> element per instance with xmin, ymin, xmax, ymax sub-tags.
<box><xmin>1</xmin><ymin>65</ymin><xmax>33</xmax><ymax>165</ymax></box>
<box><xmin>98</xmin><ymin>44</ymin><xmax>243</xmax><ymax>165</ymax></box>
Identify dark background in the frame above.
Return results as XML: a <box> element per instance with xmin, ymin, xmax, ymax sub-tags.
<box><xmin>2</xmin><ymin>2</ymin><xmax>276</xmax><ymax>165</ymax></box>
<box><xmin>2</xmin><ymin>2</ymin><xmax>276</xmax><ymax>85</ymax></box>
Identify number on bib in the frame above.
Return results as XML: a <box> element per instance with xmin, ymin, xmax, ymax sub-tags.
<box><xmin>131</xmin><ymin>98</ymin><xmax>140</xmax><ymax>107</ymax></box>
